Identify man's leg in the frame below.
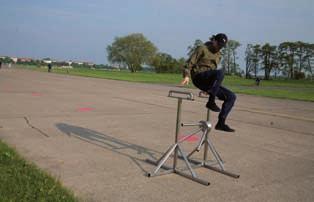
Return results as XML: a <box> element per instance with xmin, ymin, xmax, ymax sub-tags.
<box><xmin>192</xmin><ymin>69</ymin><xmax>224</xmax><ymax>112</ymax></box>
<box><xmin>215</xmin><ymin>86</ymin><xmax>236</xmax><ymax>132</ymax></box>
<box><xmin>208</xmin><ymin>69</ymin><xmax>224</xmax><ymax>96</ymax></box>
<box><xmin>205</xmin><ymin>69</ymin><xmax>224</xmax><ymax>112</ymax></box>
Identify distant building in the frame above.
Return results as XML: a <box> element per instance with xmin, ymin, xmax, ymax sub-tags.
<box><xmin>43</xmin><ymin>59</ymin><xmax>52</xmax><ymax>64</ymax></box>
<box><xmin>67</xmin><ymin>60</ymin><xmax>73</xmax><ymax>66</ymax></box>
<box><xmin>18</xmin><ymin>58</ymin><xmax>33</xmax><ymax>62</ymax></box>
<box><xmin>10</xmin><ymin>57</ymin><xmax>18</xmax><ymax>63</ymax></box>
<box><xmin>73</xmin><ymin>61</ymin><xmax>84</xmax><ymax>65</ymax></box>
<box><xmin>83</xmin><ymin>62</ymin><xmax>95</xmax><ymax>67</ymax></box>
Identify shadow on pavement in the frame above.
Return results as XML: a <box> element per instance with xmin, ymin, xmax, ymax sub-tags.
<box><xmin>56</xmin><ymin>123</ymin><xmax>160</xmax><ymax>175</ymax></box>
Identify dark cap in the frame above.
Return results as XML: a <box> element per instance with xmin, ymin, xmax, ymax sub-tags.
<box><xmin>213</xmin><ymin>33</ymin><xmax>228</xmax><ymax>47</ymax></box>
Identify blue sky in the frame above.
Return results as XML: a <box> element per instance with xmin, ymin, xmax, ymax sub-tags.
<box><xmin>0</xmin><ymin>0</ymin><xmax>313</xmax><ymax>66</ymax></box>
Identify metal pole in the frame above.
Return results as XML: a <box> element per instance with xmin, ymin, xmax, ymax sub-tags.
<box><xmin>204</xmin><ymin>109</ymin><xmax>210</xmax><ymax>162</ymax></box>
<box><xmin>173</xmin><ymin>98</ymin><xmax>182</xmax><ymax>170</ymax></box>
<box><xmin>206</xmin><ymin>108</ymin><xmax>210</xmax><ymax>122</ymax></box>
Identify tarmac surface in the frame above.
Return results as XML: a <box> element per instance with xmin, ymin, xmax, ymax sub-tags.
<box><xmin>1</xmin><ymin>68</ymin><xmax>314</xmax><ymax>202</ymax></box>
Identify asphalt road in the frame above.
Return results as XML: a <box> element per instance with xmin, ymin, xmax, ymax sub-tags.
<box><xmin>1</xmin><ymin>68</ymin><xmax>314</xmax><ymax>202</ymax></box>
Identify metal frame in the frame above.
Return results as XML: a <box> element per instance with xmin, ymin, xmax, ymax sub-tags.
<box><xmin>147</xmin><ymin>90</ymin><xmax>239</xmax><ymax>186</ymax></box>
<box><xmin>147</xmin><ymin>90</ymin><xmax>209</xmax><ymax>185</ymax></box>
<box><xmin>181</xmin><ymin>113</ymin><xmax>240</xmax><ymax>179</ymax></box>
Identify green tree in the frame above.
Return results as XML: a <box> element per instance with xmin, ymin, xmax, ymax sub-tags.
<box><xmin>279</xmin><ymin>42</ymin><xmax>297</xmax><ymax>79</ymax></box>
<box><xmin>151</xmin><ymin>53</ymin><xmax>183</xmax><ymax>73</ymax></box>
<box><xmin>187</xmin><ymin>39</ymin><xmax>203</xmax><ymax>57</ymax></box>
<box><xmin>244</xmin><ymin>44</ymin><xmax>254</xmax><ymax>78</ymax></box>
<box><xmin>260</xmin><ymin>43</ymin><xmax>277</xmax><ymax>80</ymax></box>
<box><xmin>107</xmin><ymin>33</ymin><xmax>157</xmax><ymax>72</ymax></box>
<box><xmin>245</xmin><ymin>44</ymin><xmax>261</xmax><ymax>78</ymax></box>
<box><xmin>294</xmin><ymin>41</ymin><xmax>312</xmax><ymax>73</ymax></box>
<box><xmin>221</xmin><ymin>40</ymin><xmax>241</xmax><ymax>75</ymax></box>
<box><xmin>304</xmin><ymin>44</ymin><xmax>314</xmax><ymax>80</ymax></box>
<box><xmin>221</xmin><ymin>46</ymin><xmax>232</xmax><ymax>74</ymax></box>
<box><xmin>252</xmin><ymin>44</ymin><xmax>261</xmax><ymax>78</ymax></box>
<box><xmin>0</xmin><ymin>57</ymin><xmax>14</xmax><ymax>64</ymax></box>
<box><xmin>230</xmin><ymin>40</ymin><xmax>241</xmax><ymax>74</ymax></box>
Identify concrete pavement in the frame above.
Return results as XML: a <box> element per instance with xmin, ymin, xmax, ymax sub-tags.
<box><xmin>0</xmin><ymin>68</ymin><xmax>314</xmax><ymax>202</ymax></box>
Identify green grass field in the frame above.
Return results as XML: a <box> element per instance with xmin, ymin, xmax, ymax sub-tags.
<box><xmin>18</xmin><ymin>65</ymin><xmax>314</xmax><ymax>102</ymax></box>
<box><xmin>0</xmin><ymin>140</ymin><xmax>77</xmax><ymax>202</ymax></box>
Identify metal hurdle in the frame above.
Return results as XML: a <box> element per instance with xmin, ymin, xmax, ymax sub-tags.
<box><xmin>146</xmin><ymin>90</ymin><xmax>210</xmax><ymax>185</ymax></box>
<box><xmin>146</xmin><ymin>90</ymin><xmax>239</xmax><ymax>186</ymax></box>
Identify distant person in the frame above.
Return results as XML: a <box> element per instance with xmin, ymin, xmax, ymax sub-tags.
<box><xmin>186</xmin><ymin>33</ymin><xmax>236</xmax><ymax>132</ymax></box>
<box><xmin>0</xmin><ymin>61</ymin><xmax>2</xmax><ymax>69</ymax></box>
<box><xmin>48</xmin><ymin>63</ymin><xmax>52</xmax><ymax>72</ymax></box>
<box><xmin>179</xmin><ymin>67</ymin><xmax>190</xmax><ymax>86</ymax></box>
<box><xmin>255</xmin><ymin>77</ymin><xmax>261</xmax><ymax>86</ymax></box>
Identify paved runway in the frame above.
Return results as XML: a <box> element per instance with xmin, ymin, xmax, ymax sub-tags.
<box><xmin>1</xmin><ymin>68</ymin><xmax>314</xmax><ymax>202</ymax></box>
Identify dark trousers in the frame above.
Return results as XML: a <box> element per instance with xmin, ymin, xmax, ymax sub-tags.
<box><xmin>192</xmin><ymin>69</ymin><xmax>236</xmax><ymax>119</ymax></box>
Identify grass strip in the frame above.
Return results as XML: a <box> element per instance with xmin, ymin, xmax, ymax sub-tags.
<box><xmin>17</xmin><ymin>65</ymin><xmax>314</xmax><ymax>102</ymax></box>
<box><xmin>0</xmin><ymin>140</ymin><xmax>78</xmax><ymax>202</ymax></box>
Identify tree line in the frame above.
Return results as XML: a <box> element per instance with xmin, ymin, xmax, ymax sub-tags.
<box><xmin>245</xmin><ymin>42</ymin><xmax>314</xmax><ymax>80</ymax></box>
<box><xmin>107</xmin><ymin>33</ymin><xmax>314</xmax><ymax>80</ymax></box>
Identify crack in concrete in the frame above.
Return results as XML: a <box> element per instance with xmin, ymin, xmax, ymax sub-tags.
<box><xmin>23</xmin><ymin>116</ymin><xmax>49</xmax><ymax>137</ymax></box>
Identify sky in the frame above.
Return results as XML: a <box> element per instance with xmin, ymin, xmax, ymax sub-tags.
<box><xmin>0</xmin><ymin>0</ymin><xmax>313</xmax><ymax>67</ymax></box>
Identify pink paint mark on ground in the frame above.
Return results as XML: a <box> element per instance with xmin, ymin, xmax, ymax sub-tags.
<box><xmin>77</xmin><ymin>107</ymin><xmax>94</xmax><ymax>112</ymax></box>
<box><xmin>32</xmin><ymin>92</ymin><xmax>42</xmax><ymax>96</ymax></box>
<box><xmin>178</xmin><ymin>134</ymin><xmax>200</xmax><ymax>142</ymax></box>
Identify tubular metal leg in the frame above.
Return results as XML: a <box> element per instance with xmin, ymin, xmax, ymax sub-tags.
<box><xmin>206</xmin><ymin>139</ymin><xmax>225</xmax><ymax>170</ymax></box>
<box><xmin>151</xmin><ymin>144</ymin><xmax>177</xmax><ymax>175</ymax></box>
<box><xmin>178</xmin><ymin>144</ymin><xmax>196</xmax><ymax>177</ymax></box>
<box><xmin>186</xmin><ymin>131</ymin><xmax>206</xmax><ymax>158</ymax></box>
